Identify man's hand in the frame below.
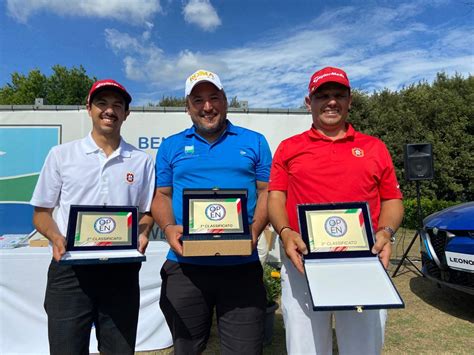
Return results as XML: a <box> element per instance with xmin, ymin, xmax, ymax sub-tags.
<box><xmin>250</xmin><ymin>180</ymin><xmax>270</xmax><ymax>250</ymax></box>
<box><xmin>281</xmin><ymin>229</ymin><xmax>308</xmax><ymax>274</ymax></box>
<box><xmin>267</xmin><ymin>190</ymin><xmax>307</xmax><ymax>273</ymax></box>
<box><xmin>51</xmin><ymin>235</ymin><xmax>66</xmax><ymax>262</ymax></box>
<box><xmin>138</xmin><ymin>234</ymin><xmax>149</xmax><ymax>254</ymax></box>
<box><xmin>137</xmin><ymin>212</ymin><xmax>154</xmax><ymax>254</ymax></box>
<box><xmin>251</xmin><ymin>232</ymin><xmax>258</xmax><ymax>250</ymax></box>
<box><xmin>251</xmin><ymin>223</ymin><xmax>262</xmax><ymax>250</ymax></box>
<box><xmin>165</xmin><ymin>224</ymin><xmax>184</xmax><ymax>256</ymax></box>
<box><xmin>33</xmin><ymin>207</ymin><xmax>65</xmax><ymax>262</ymax></box>
<box><xmin>373</xmin><ymin>199</ymin><xmax>403</xmax><ymax>269</ymax></box>
<box><xmin>372</xmin><ymin>231</ymin><xmax>392</xmax><ymax>269</ymax></box>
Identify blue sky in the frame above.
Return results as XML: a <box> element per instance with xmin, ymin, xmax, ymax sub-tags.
<box><xmin>1</xmin><ymin>0</ymin><xmax>473</xmax><ymax>108</ymax></box>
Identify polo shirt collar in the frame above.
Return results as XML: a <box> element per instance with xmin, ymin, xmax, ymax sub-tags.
<box><xmin>81</xmin><ymin>132</ymin><xmax>131</xmax><ymax>158</ymax></box>
<box><xmin>308</xmin><ymin>123</ymin><xmax>356</xmax><ymax>141</ymax></box>
<box><xmin>185</xmin><ymin>119</ymin><xmax>238</xmax><ymax>139</ymax></box>
<box><xmin>225</xmin><ymin>120</ymin><xmax>238</xmax><ymax>135</ymax></box>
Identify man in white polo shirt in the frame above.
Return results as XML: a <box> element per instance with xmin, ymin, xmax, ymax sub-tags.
<box><xmin>30</xmin><ymin>79</ymin><xmax>155</xmax><ymax>355</ymax></box>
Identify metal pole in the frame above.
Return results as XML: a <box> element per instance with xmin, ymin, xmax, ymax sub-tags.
<box><xmin>416</xmin><ymin>180</ymin><xmax>423</xmax><ymax>229</ymax></box>
<box><xmin>392</xmin><ymin>231</ymin><xmax>422</xmax><ymax>276</ymax></box>
<box><xmin>392</xmin><ymin>180</ymin><xmax>424</xmax><ymax>277</ymax></box>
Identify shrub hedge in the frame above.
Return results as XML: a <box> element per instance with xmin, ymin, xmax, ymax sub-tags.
<box><xmin>401</xmin><ymin>198</ymin><xmax>460</xmax><ymax>229</ymax></box>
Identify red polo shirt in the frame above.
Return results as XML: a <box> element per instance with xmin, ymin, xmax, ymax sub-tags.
<box><xmin>269</xmin><ymin>124</ymin><xmax>402</xmax><ymax>232</ymax></box>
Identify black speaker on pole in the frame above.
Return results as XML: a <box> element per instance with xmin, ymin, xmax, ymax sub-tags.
<box><xmin>393</xmin><ymin>143</ymin><xmax>434</xmax><ymax>277</ymax></box>
<box><xmin>404</xmin><ymin>143</ymin><xmax>434</xmax><ymax>181</ymax></box>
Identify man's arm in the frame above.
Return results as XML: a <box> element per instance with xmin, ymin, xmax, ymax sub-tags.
<box><xmin>268</xmin><ymin>190</ymin><xmax>308</xmax><ymax>274</ymax></box>
<box><xmin>372</xmin><ymin>198</ymin><xmax>404</xmax><ymax>268</ymax></box>
<box><xmin>137</xmin><ymin>212</ymin><xmax>154</xmax><ymax>254</ymax></box>
<box><xmin>151</xmin><ymin>186</ymin><xmax>183</xmax><ymax>255</ymax></box>
<box><xmin>251</xmin><ymin>180</ymin><xmax>269</xmax><ymax>249</ymax></box>
<box><xmin>33</xmin><ymin>207</ymin><xmax>65</xmax><ymax>262</ymax></box>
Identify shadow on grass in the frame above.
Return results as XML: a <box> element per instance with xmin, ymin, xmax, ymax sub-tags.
<box><xmin>263</xmin><ymin>313</ymin><xmax>286</xmax><ymax>355</ymax></box>
<box><xmin>409</xmin><ymin>276</ymin><xmax>474</xmax><ymax>322</ymax></box>
<box><xmin>204</xmin><ymin>312</ymin><xmax>289</xmax><ymax>354</ymax></box>
<box><xmin>262</xmin><ymin>314</ymin><xmax>340</xmax><ymax>355</ymax></box>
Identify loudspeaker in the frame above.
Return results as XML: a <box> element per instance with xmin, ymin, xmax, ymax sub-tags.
<box><xmin>404</xmin><ymin>143</ymin><xmax>434</xmax><ymax>181</ymax></box>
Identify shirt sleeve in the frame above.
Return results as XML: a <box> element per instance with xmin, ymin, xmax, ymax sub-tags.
<box><xmin>139</xmin><ymin>155</ymin><xmax>156</xmax><ymax>213</ymax></box>
<box><xmin>30</xmin><ymin>147</ymin><xmax>62</xmax><ymax>208</ymax></box>
<box><xmin>155</xmin><ymin>138</ymin><xmax>173</xmax><ymax>188</ymax></box>
<box><xmin>268</xmin><ymin>142</ymin><xmax>288</xmax><ymax>191</ymax></box>
<box><xmin>378</xmin><ymin>143</ymin><xmax>403</xmax><ymax>200</ymax></box>
<box><xmin>255</xmin><ymin>134</ymin><xmax>272</xmax><ymax>182</ymax></box>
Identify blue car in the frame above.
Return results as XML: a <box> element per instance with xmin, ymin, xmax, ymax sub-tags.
<box><xmin>421</xmin><ymin>202</ymin><xmax>474</xmax><ymax>295</ymax></box>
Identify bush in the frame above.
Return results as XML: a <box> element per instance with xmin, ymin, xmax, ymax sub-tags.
<box><xmin>263</xmin><ymin>264</ymin><xmax>282</xmax><ymax>306</ymax></box>
<box><xmin>402</xmin><ymin>198</ymin><xmax>460</xmax><ymax>229</ymax></box>
<box><xmin>350</xmin><ymin>73</ymin><xmax>474</xmax><ymax>202</ymax></box>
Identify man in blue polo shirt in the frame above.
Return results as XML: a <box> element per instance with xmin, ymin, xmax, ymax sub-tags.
<box><xmin>151</xmin><ymin>69</ymin><xmax>272</xmax><ymax>354</ymax></box>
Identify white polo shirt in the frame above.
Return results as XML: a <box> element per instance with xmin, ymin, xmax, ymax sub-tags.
<box><xmin>30</xmin><ymin>133</ymin><xmax>155</xmax><ymax>236</ymax></box>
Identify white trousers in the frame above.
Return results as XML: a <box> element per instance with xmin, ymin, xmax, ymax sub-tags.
<box><xmin>281</xmin><ymin>254</ymin><xmax>387</xmax><ymax>355</ymax></box>
<box><xmin>257</xmin><ymin>230</ymin><xmax>269</xmax><ymax>264</ymax></box>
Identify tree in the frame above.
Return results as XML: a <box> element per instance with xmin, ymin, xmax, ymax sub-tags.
<box><xmin>228</xmin><ymin>96</ymin><xmax>242</xmax><ymax>108</ymax></box>
<box><xmin>0</xmin><ymin>65</ymin><xmax>96</xmax><ymax>105</ymax></box>
<box><xmin>348</xmin><ymin>73</ymin><xmax>474</xmax><ymax>202</ymax></box>
<box><xmin>46</xmin><ymin>65</ymin><xmax>96</xmax><ymax>105</ymax></box>
<box><xmin>149</xmin><ymin>95</ymin><xmax>243</xmax><ymax>108</ymax></box>
<box><xmin>155</xmin><ymin>95</ymin><xmax>186</xmax><ymax>107</ymax></box>
<box><xmin>0</xmin><ymin>70</ymin><xmax>47</xmax><ymax>105</ymax></box>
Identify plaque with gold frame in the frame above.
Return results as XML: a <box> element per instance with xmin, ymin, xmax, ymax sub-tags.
<box><xmin>298</xmin><ymin>202</ymin><xmax>404</xmax><ymax>311</ymax></box>
<box><xmin>60</xmin><ymin>205</ymin><xmax>145</xmax><ymax>264</ymax></box>
<box><xmin>182</xmin><ymin>189</ymin><xmax>251</xmax><ymax>256</ymax></box>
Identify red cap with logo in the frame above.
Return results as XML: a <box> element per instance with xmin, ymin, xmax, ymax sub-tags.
<box><xmin>308</xmin><ymin>67</ymin><xmax>350</xmax><ymax>96</ymax></box>
<box><xmin>87</xmin><ymin>79</ymin><xmax>132</xmax><ymax>106</ymax></box>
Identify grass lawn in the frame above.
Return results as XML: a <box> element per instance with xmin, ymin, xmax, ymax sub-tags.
<box><xmin>139</xmin><ymin>229</ymin><xmax>474</xmax><ymax>354</ymax></box>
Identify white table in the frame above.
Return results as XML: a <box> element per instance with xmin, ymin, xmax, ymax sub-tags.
<box><xmin>0</xmin><ymin>241</ymin><xmax>172</xmax><ymax>354</ymax></box>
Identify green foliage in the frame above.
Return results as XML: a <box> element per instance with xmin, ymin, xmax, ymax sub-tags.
<box><xmin>402</xmin><ymin>198</ymin><xmax>460</xmax><ymax>229</ymax></box>
<box><xmin>263</xmin><ymin>264</ymin><xmax>281</xmax><ymax>305</ymax></box>
<box><xmin>0</xmin><ymin>65</ymin><xmax>96</xmax><ymax>105</ymax></box>
<box><xmin>155</xmin><ymin>95</ymin><xmax>187</xmax><ymax>107</ymax></box>
<box><xmin>149</xmin><ymin>95</ymin><xmax>243</xmax><ymax>108</ymax></box>
<box><xmin>46</xmin><ymin>65</ymin><xmax>95</xmax><ymax>105</ymax></box>
<box><xmin>1</xmin><ymin>67</ymin><xmax>471</xmax><ymax>202</ymax></box>
<box><xmin>349</xmin><ymin>73</ymin><xmax>474</xmax><ymax>202</ymax></box>
<box><xmin>228</xmin><ymin>96</ymin><xmax>241</xmax><ymax>108</ymax></box>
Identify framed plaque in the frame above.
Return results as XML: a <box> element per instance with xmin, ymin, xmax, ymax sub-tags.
<box><xmin>182</xmin><ymin>189</ymin><xmax>251</xmax><ymax>256</ymax></box>
<box><xmin>298</xmin><ymin>202</ymin><xmax>404</xmax><ymax>311</ymax></box>
<box><xmin>60</xmin><ymin>205</ymin><xmax>145</xmax><ymax>264</ymax></box>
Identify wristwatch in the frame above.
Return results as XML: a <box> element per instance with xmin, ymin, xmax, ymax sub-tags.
<box><xmin>376</xmin><ymin>226</ymin><xmax>396</xmax><ymax>244</ymax></box>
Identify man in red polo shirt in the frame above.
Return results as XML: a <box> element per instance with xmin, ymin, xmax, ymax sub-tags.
<box><xmin>268</xmin><ymin>66</ymin><xmax>404</xmax><ymax>354</ymax></box>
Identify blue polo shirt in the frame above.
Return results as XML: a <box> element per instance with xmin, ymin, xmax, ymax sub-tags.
<box><xmin>156</xmin><ymin>121</ymin><xmax>272</xmax><ymax>265</ymax></box>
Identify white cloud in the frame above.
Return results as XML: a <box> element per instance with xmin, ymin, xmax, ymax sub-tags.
<box><xmin>183</xmin><ymin>0</ymin><xmax>221</xmax><ymax>32</ymax></box>
<box><xmin>6</xmin><ymin>0</ymin><xmax>161</xmax><ymax>24</ymax></box>
<box><xmin>105</xmin><ymin>28</ymin><xmax>227</xmax><ymax>89</ymax></box>
<box><xmin>438</xmin><ymin>28</ymin><xmax>474</xmax><ymax>51</ymax></box>
<box><xmin>106</xmin><ymin>0</ymin><xmax>473</xmax><ymax>107</ymax></box>
<box><xmin>0</xmin><ymin>151</ymin><xmax>6</xmax><ymax>156</ymax></box>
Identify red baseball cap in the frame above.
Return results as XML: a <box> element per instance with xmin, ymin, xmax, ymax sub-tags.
<box><xmin>87</xmin><ymin>79</ymin><xmax>132</xmax><ymax>106</ymax></box>
<box><xmin>308</xmin><ymin>67</ymin><xmax>350</xmax><ymax>96</ymax></box>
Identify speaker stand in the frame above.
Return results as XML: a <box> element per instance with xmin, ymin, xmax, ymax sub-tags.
<box><xmin>392</xmin><ymin>181</ymin><xmax>424</xmax><ymax>277</ymax></box>
<box><xmin>392</xmin><ymin>230</ymin><xmax>423</xmax><ymax>277</ymax></box>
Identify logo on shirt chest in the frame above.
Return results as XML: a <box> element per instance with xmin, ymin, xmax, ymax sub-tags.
<box><xmin>126</xmin><ymin>172</ymin><xmax>135</xmax><ymax>184</ymax></box>
<box><xmin>185</xmin><ymin>145</ymin><xmax>195</xmax><ymax>155</ymax></box>
<box><xmin>352</xmin><ymin>147</ymin><xmax>364</xmax><ymax>158</ymax></box>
